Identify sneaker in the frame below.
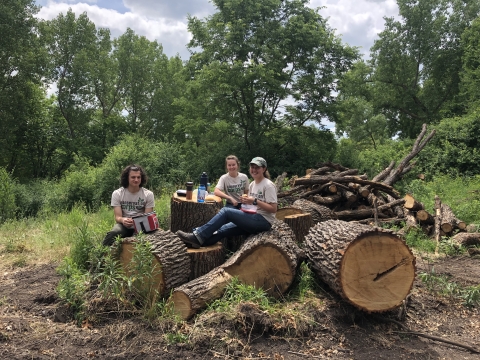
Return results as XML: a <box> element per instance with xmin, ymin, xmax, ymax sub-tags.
<box><xmin>176</xmin><ymin>230</ymin><xmax>201</xmax><ymax>249</ymax></box>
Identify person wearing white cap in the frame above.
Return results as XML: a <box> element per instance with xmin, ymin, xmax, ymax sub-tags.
<box><xmin>176</xmin><ymin>156</ymin><xmax>277</xmax><ymax>248</ymax></box>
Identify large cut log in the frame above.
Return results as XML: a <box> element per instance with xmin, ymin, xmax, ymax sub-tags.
<box><xmin>170</xmin><ymin>192</ymin><xmax>223</xmax><ymax>233</ymax></box>
<box><xmin>284</xmin><ymin>213</ymin><xmax>313</xmax><ymax>243</ymax></box>
<box><xmin>170</xmin><ymin>221</ymin><xmax>302</xmax><ymax>319</ymax></box>
<box><xmin>186</xmin><ymin>242</ymin><xmax>225</xmax><ymax>281</ymax></box>
<box><xmin>451</xmin><ymin>232</ymin><xmax>480</xmax><ymax>247</ymax></box>
<box><xmin>118</xmin><ymin>230</ymin><xmax>191</xmax><ymax>298</ymax></box>
<box><xmin>292</xmin><ymin>199</ymin><xmax>337</xmax><ymax>223</ymax></box>
<box><xmin>312</xmin><ymin>194</ymin><xmax>341</xmax><ymax>205</ymax></box>
<box><xmin>304</xmin><ymin>220</ymin><xmax>415</xmax><ymax>312</ymax></box>
<box><xmin>404</xmin><ymin>194</ymin><xmax>425</xmax><ymax>211</ymax></box>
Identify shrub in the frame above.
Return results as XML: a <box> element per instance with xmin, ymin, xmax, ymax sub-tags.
<box><xmin>0</xmin><ymin>167</ymin><xmax>16</xmax><ymax>223</ymax></box>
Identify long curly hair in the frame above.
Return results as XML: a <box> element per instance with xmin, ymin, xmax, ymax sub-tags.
<box><xmin>119</xmin><ymin>164</ymin><xmax>148</xmax><ymax>188</ymax></box>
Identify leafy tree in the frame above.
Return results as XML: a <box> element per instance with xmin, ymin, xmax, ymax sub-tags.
<box><xmin>460</xmin><ymin>16</ymin><xmax>480</xmax><ymax>111</ymax></box>
<box><xmin>0</xmin><ymin>0</ymin><xmax>47</xmax><ymax>178</ymax></box>
<box><xmin>176</xmin><ymin>0</ymin><xmax>358</xmax><ymax>157</ymax></box>
<box><xmin>369</xmin><ymin>0</ymin><xmax>480</xmax><ymax>138</ymax></box>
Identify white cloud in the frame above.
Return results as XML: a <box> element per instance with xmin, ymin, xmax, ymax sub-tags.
<box><xmin>37</xmin><ymin>1</ymin><xmax>191</xmax><ymax>58</ymax></box>
<box><xmin>123</xmin><ymin>0</ymin><xmax>215</xmax><ymax>21</ymax></box>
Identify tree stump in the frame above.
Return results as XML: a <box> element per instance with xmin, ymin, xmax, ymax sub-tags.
<box><xmin>170</xmin><ymin>192</ymin><xmax>223</xmax><ymax>233</ymax></box>
<box><xmin>187</xmin><ymin>242</ymin><xmax>225</xmax><ymax>281</ymax></box>
<box><xmin>416</xmin><ymin>209</ymin><xmax>435</xmax><ymax>225</ymax></box>
<box><xmin>170</xmin><ymin>221</ymin><xmax>303</xmax><ymax>319</ymax></box>
<box><xmin>304</xmin><ymin>220</ymin><xmax>415</xmax><ymax>312</ymax></box>
<box><xmin>276</xmin><ymin>207</ymin><xmax>305</xmax><ymax>221</ymax></box>
<box><xmin>118</xmin><ymin>230</ymin><xmax>190</xmax><ymax>298</ymax></box>
<box><xmin>284</xmin><ymin>213</ymin><xmax>313</xmax><ymax>243</ymax></box>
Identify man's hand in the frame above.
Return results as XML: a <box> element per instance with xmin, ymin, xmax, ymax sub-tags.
<box><xmin>122</xmin><ymin>217</ymin><xmax>134</xmax><ymax>227</ymax></box>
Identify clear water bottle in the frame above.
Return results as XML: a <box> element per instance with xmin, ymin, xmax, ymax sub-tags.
<box><xmin>197</xmin><ymin>184</ymin><xmax>206</xmax><ymax>203</ymax></box>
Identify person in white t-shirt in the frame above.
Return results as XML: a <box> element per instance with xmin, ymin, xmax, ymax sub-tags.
<box><xmin>176</xmin><ymin>157</ymin><xmax>277</xmax><ymax>248</ymax></box>
<box><xmin>214</xmin><ymin>155</ymin><xmax>249</xmax><ymax>209</ymax></box>
<box><xmin>102</xmin><ymin>164</ymin><xmax>155</xmax><ymax>246</ymax></box>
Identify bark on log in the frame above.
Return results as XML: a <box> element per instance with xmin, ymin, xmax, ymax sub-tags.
<box><xmin>284</xmin><ymin>213</ymin><xmax>313</xmax><ymax>243</ymax></box>
<box><xmin>275</xmin><ymin>172</ymin><xmax>288</xmax><ymax>193</ymax></box>
<box><xmin>221</xmin><ymin>235</ymin><xmax>247</xmax><ymax>254</ymax></box>
<box><xmin>467</xmin><ymin>224</ymin><xmax>479</xmax><ymax>233</ymax></box>
<box><xmin>451</xmin><ymin>232</ymin><xmax>480</xmax><ymax>247</ymax></box>
<box><xmin>187</xmin><ymin>242</ymin><xmax>225</xmax><ymax>281</ymax></box>
<box><xmin>383</xmin><ymin>124</ymin><xmax>436</xmax><ymax>186</ymax></box>
<box><xmin>294</xmin><ymin>176</ymin><xmax>399</xmax><ymax>198</ymax></box>
<box><xmin>292</xmin><ymin>199</ymin><xmax>337</xmax><ymax>223</ymax></box>
<box><xmin>304</xmin><ymin>220</ymin><xmax>415</xmax><ymax>312</ymax></box>
<box><xmin>434</xmin><ymin>195</ymin><xmax>442</xmax><ymax>254</ymax></box>
<box><xmin>170</xmin><ymin>192</ymin><xmax>223</xmax><ymax>233</ymax></box>
<box><xmin>118</xmin><ymin>230</ymin><xmax>190</xmax><ymax>298</ymax></box>
<box><xmin>312</xmin><ymin>194</ymin><xmax>341</xmax><ymax>205</ymax></box>
<box><xmin>170</xmin><ymin>222</ymin><xmax>302</xmax><ymax>319</ymax></box>
<box><xmin>416</xmin><ymin>210</ymin><xmax>435</xmax><ymax>225</ymax></box>
<box><xmin>404</xmin><ymin>194</ymin><xmax>425</xmax><ymax>211</ymax></box>
<box><xmin>440</xmin><ymin>203</ymin><xmax>462</xmax><ymax>234</ymax></box>
<box><xmin>404</xmin><ymin>209</ymin><xmax>418</xmax><ymax>229</ymax></box>
<box><xmin>335</xmin><ymin>199</ymin><xmax>406</xmax><ymax>221</ymax></box>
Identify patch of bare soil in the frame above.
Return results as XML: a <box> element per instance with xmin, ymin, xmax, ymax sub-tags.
<box><xmin>1</xmin><ymin>256</ymin><xmax>479</xmax><ymax>359</ymax></box>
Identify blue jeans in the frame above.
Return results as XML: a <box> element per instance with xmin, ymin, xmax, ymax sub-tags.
<box><xmin>194</xmin><ymin>207</ymin><xmax>272</xmax><ymax>246</ymax></box>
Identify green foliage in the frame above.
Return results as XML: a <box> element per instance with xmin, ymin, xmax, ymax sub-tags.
<box><xmin>416</xmin><ymin>114</ymin><xmax>480</xmax><ymax>177</ymax></box>
<box><xmin>404</xmin><ymin>175</ymin><xmax>480</xmax><ymax>224</ymax></box>
<box><xmin>208</xmin><ymin>277</ymin><xmax>270</xmax><ymax>312</ymax></box>
<box><xmin>418</xmin><ymin>268</ymin><xmax>480</xmax><ymax>307</ymax></box>
<box><xmin>403</xmin><ymin>228</ymin><xmax>437</xmax><ymax>253</ymax></box>
<box><xmin>0</xmin><ymin>168</ymin><xmax>16</xmax><ymax>223</ymax></box>
<box><xmin>13</xmin><ymin>180</ymin><xmax>48</xmax><ymax>219</ymax></box>
<box><xmin>460</xmin><ymin>17</ymin><xmax>480</xmax><ymax>111</ymax></box>
<box><xmin>56</xmin><ymin>257</ymin><xmax>89</xmax><ymax>318</ymax></box>
<box><xmin>70</xmin><ymin>220</ymin><xmax>97</xmax><ymax>271</ymax></box>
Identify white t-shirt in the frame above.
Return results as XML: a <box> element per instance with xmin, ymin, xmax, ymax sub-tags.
<box><xmin>111</xmin><ymin>187</ymin><xmax>155</xmax><ymax>222</ymax></box>
<box><xmin>216</xmin><ymin>173</ymin><xmax>249</xmax><ymax>203</ymax></box>
<box><xmin>249</xmin><ymin>178</ymin><xmax>277</xmax><ymax>224</ymax></box>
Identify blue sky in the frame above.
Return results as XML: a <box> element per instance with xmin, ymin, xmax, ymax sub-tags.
<box><xmin>35</xmin><ymin>0</ymin><xmax>400</xmax><ymax>60</ymax></box>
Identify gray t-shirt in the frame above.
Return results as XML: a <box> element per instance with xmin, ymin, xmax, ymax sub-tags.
<box><xmin>216</xmin><ymin>173</ymin><xmax>249</xmax><ymax>203</ymax></box>
<box><xmin>111</xmin><ymin>187</ymin><xmax>155</xmax><ymax>221</ymax></box>
<box><xmin>249</xmin><ymin>178</ymin><xmax>277</xmax><ymax>224</ymax></box>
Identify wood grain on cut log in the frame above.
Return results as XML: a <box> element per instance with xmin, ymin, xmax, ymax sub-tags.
<box><xmin>305</xmin><ymin>220</ymin><xmax>415</xmax><ymax>312</ymax></box>
<box><xmin>170</xmin><ymin>221</ymin><xmax>302</xmax><ymax>319</ymax></box>
<box><xmin>416</xmin><ymin>209</ymin><xmax>435</xmax><ymax>225</ymax></box>
<box><xmin>292</xmin><ymin>199</ymin><xmax>337</xmax><ymax>223</ymax></box>
<box><xmin>404</xmin><ymin>194</ymin><xmax>424</xmax><ymax>211</ymax></box>
<box><xmin>170</xmin><ymin>192</ymin><xmax>223</xmax><ymax>233</ymax></box>
<box><xmin>284</xmin><ymin>213</ymin><xmax>313</xmax><ymax>243</ymax></box>
<box><xmin>451</xmin><ymin>232</ymin><xmax>480</xmax><ymax>247</ymax></box>
<box><xmin>187</xmin><ymin>242</ymin><xmax>225</xmax><ymax>281</ymax></box>
<box><xmin>118</xmin><ymin>230</ymin><xmax>190</xmax><ymax>298</ymax></box>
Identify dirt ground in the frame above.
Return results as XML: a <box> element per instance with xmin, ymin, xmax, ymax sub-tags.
<box><xmin>1</xmin><ymin>254</ymin><xmax>479</xmax><ymax>360</ymax></box>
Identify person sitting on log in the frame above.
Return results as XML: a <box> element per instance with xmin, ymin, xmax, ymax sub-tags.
<box><xmin>214</xmin><ymin>155</ymin><xmax>250</xmax><ymax>209</ymax></box>
<box><xmin>102</xmin><ymin>164</ymin><xmax>155</xmax><ymax>246</ymax></box>
<box><xmin>176</xmin><ymin>157</ymin><xmax>277</xmax><ymax>248</ymax></box>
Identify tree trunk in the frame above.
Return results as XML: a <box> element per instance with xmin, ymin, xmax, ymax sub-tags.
<box><xmin>304</xmin><ymin>220</ymin><xmax>415</xmax><ymax>312</ymax></box>
<box><xmin>187</xmin><ymin>242</ymin><xmax>225</xmax><ymax>281</ymax></box>
<box><xmin>284</xmin><ymin>213</ymin><xmax>313</xmax><ymax>243</ymax></box>
<box><xmin>292</xmin><ymin>199</ymin><xmax>337</xmax><ymax>223</ymax></box>
<box><xmin>118</xmin><ymin>230</ymin><xmax>191</xmax><ymax>298</ymax></box>
<box><xmin>170</xmin><ymin>192</ymin><xmax>223</xmax><ymax>233</ymax></box>
<box><xmin>434</xmin><ymin>195</ymin><xmax>442</xmax><ymax>255</ymax></box>
<box><xmin>170</xmin><ymin>221</ymin><xmax>303</xmax><ymax>319</ymax></box>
